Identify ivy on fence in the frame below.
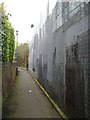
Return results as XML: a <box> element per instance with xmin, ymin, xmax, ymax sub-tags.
<box><xmin>1</xmin><ymin>3</ymin><xmax>15</xmax><ymax>63</ymax></box>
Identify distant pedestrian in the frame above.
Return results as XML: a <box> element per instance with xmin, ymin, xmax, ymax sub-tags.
<box><xmin>27</xmin><ymin>63</ymin><xmax>28</xmax><ymax>70</ymax></box>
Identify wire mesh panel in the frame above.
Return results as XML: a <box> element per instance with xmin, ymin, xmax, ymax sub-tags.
<box><xmin>28</xmin><ymin>1</ymin><xmax>90</xmax><ymax>118</ymax></box>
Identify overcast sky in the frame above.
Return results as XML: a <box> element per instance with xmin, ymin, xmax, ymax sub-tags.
<box><xmin>0</xmin><ymin>0</ymin><xmax>88</xmax><ymax>43</ymax></box>
<box><xmin>0</xmin><ymin>0</ymin><xmax>57</xmax><ymax>43</ymax></box>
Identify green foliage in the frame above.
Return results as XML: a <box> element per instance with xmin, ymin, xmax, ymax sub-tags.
<box><xmin>1</xmin><ymin>3</ymin><xmax>15</xmax><ymax>63</ymax></box>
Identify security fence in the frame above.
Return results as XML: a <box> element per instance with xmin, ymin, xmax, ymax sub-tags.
<box><xmin>29</xmin><ymin>1</ymin><xmax>90</xmax><ymax>118</ymax></box>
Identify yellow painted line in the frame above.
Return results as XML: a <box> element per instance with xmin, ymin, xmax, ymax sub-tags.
<box><xmin>29</xmin><ymin>71</ymin><xmax>68</xmax><ymax>119</ymax></box>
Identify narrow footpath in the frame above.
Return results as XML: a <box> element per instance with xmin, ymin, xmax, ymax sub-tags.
<box><xmin>3</xmin><ymin>68</ymin><xmax>61</xmax><ymax>118</ymax></box>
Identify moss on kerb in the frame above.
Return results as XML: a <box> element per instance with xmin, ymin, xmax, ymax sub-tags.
<box><xmin>29</xmin><ymin>72</ymin><xmax>68</xmax><ymax>119</ymax></box>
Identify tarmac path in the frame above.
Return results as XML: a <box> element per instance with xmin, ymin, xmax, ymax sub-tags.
<box><xmin>3</xmin><ymin>68</ymin><xmax>61</xmax><ymax>118</ymax></box>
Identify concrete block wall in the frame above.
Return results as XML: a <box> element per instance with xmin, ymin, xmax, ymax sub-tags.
<box><xmin>2</xmin><ymin>62</ymin><xmax>16</xmax><ymax>101</ymax></box>
<box><xmin>0</xmin><ymin>62</ymin><xmax>2</xmax><ymax>119</ymax></box>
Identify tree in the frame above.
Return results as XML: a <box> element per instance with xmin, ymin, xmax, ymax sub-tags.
<box><xmin>17</xmin><ymin>43</ymin><xmax>29</xmax><ymax>68</ymax></box>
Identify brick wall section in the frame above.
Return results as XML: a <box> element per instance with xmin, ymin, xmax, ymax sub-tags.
<box><xmin>2</xmin><ymin>62</ymin><xmax>16</xmax><ymax>101</ymax></box>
